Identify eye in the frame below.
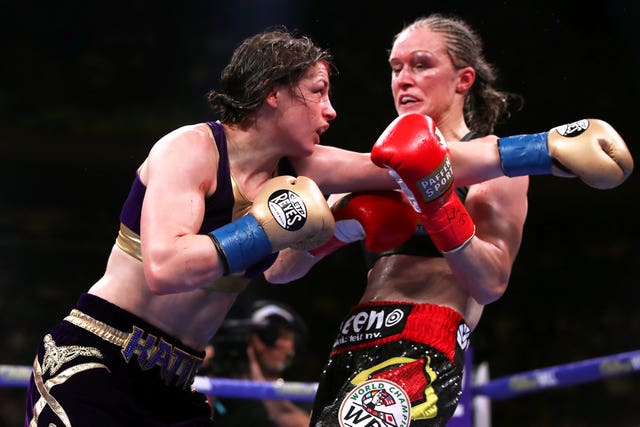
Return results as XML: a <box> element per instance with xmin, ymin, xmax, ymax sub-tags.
<box><xmin>409</xmin><ymin>51</ymin><xmax>436</xmax><ymax>71</ymax></box>
<box><xmin>389</xmin><ymin>61</ymin><xmax>403</xmax><ymax>74</ymax></box>
<box><xmin>313</xmin><ymin>81</ymin><xmax>329</xmax><ymax>94</ymax></box>
<box><xmin>410</xmin><ymin>59</ymin><xmax>431</xmax><ymax>72</ymax></box>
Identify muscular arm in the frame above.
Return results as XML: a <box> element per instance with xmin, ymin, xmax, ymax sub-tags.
<box><xmin>293</xmin><ymin>139</ymin><xmax>506</xmax><ymax>194</ymax></box>
<box><xmin>291</xmin><ymin>145</ymin><xmax>396</xmax><ymax>194</ymax></box>
<box><xmin>445</xmin><ymin>175</ymin><xmax>529</xmax><ymax>304</ymax></box>
<box><xmin>264</xmin><ymin>250</ymin><xmax>319</xmax><ymax>284</ymax></box>
<box><xmin>278</xmin><ymin>138</ymin><xmax>508</xmax><ymax>284</ymax></box>
<box><xmin>139</xmin><ymin>124</ymin><xmax>226</xmax><ymax>294</ymax></box>
<box><xmin>303</xmin><ymin>116</ymin><xmax>633</xmax><ymax>196</ymax></box>
<box><xmin>447</xmin><ymin>136</ymin><xmax>507</xmax><ymax>187</ymax></box>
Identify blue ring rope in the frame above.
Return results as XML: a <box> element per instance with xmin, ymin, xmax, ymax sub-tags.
<box><xmin>2</xmin><ymin>349</ymin><xmax>638</xmax><ymax>402</ymax></box>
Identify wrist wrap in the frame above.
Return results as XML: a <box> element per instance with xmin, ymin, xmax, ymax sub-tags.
<box><xmin>498</xmin><ymin>131</ymin><xmax>552</xmax><ymax>176</ymax></box>
<box><xmin>208</xmin><ymin>215</ymin><xmax>273</xmax><ymax>275</ymax></box>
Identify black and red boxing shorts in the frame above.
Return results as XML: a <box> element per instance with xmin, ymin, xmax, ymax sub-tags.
<box><xmin>310</xmin><ymin>301</ymin><xmax>470</xmax><ymax>427</ymax></box>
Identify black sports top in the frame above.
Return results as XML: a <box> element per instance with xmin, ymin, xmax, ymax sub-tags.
<box><xmin>364</xmin><ymin>131</ymin><xmax>481</xmax><ymax>268</ymax></box>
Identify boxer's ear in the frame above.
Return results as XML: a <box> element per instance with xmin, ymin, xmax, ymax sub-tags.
<box><xmin>456</xmin><ymin>66</ymin><xmax>475</xmax><ymax>93</ymax></box>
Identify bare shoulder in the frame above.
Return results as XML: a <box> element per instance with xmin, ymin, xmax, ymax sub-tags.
<box><xmin>156</xmin><ymin>123</ymin><xmax>213</xmax><ymax>147</ymax></box>
<box><xmin>146</xmin><ymin>123</ymin><xmax>217</xmax><ymax>161</ymax></box>
<box><xmin>141</xmin><ymin>123</ymin><xmax>218</xmax><ymax>187</ymax></box>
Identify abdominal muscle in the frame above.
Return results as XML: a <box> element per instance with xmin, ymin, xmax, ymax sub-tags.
<box><xmin>361</xmin><ymin>254</ymin><xmax>484</xmax><ymax>331</ymax></box>
<box><xmin>88</xmin><ymin>244</ymin><xmax>238</xmax><ymax>350</ymax></box>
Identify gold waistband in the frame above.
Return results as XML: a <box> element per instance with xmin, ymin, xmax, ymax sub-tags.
<box><xmin>64</xmin><ymin>309</ymin><xmax>130</xmax><ymax>347</ymax></box>
<box><xmin>63</xmin><ymin>308</ymin><xmax>203</xmax><ymax>389</ymax></box>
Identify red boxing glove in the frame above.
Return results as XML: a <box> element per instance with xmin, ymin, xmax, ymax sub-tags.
<box><xmin>371</xmin><ymin>113</ymin><xmax>475</xmax><ymax>253</ymax></box>
<box><xmin>308</xmin><ymin>190</ymin><xmax>417</xmax><ymax>258</ymax></box>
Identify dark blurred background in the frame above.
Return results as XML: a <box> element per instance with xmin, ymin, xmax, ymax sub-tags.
<box><xmin>2</xmin><ymin>1</ymin><xmax>639</xmax><ymax>426</ymax></box>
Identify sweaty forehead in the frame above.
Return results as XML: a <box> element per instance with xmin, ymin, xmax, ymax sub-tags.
<box><xmin>390</xmin><ymin>27</ymin><xmax>446</xmax><ymax>59</ymax></box>
<box><xmin>303</xmin><ymin>62</ymin><xmax>331</xmax><ymax>81</ymax></box>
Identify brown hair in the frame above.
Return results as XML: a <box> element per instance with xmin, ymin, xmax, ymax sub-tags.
<box><xmin>207</xmin><ymin>28</ymin><xmax>334</xmax><ymax>128</ymax></box>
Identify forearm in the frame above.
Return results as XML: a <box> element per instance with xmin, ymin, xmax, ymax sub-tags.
<box><xmin>143</xmin><ymin>234</ymin><xmax>226</xmax><ymax>294</ymax></box>
<box><xmin>320</xmin><ymin>156</ymin><xmax>397</xmax><ymax>194</ymax></box>
<box><xmin>444</xmin><ymin>181</ymin><xmax>527</xmax><ymax>304</ymax></box>
<box><xmin>263</xmin><ymin>249</ymin><xmax>321</xmax><ymax>284</ymax></box>
<box><xmin>262</xmin><ymin>399</ymin><xmax>310</xmax><ymax>427</ymax></box>
<box><xmin>444</xmin><ymin>237</ymin><xmax>513</xmax><ymax>305</ymax></box>
<box><xmin>447</xmin><ymin>136</ymin><xmax>505</xmax><ymax>187</ymax></box>
<box><xmin>292</xmin><ymin>146</ymin><xmax>397</xmax><ymax>194</ymax></box>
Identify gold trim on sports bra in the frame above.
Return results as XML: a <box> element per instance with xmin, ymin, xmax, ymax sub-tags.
<box><xmin>115</xmin><ymin>223</ymin><xmax>142</xmax><ymax>261</ymax></box>
<box><xmin>230</xmin><ymin>172</ymin><xmax>253</xmax><ymax>220</ymax></box>
<box><xmin>115</xmin><ymin>223</ymin><xmax>248</xmax><ymax>292</ymax></box>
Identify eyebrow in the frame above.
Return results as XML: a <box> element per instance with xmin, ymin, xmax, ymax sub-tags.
<box><xmin>390</xmin><ymin>49</ymin><xmax>432</xmax><ymax>59</ymax></box>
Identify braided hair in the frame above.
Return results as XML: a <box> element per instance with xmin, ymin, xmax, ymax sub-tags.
<box><xmin>394</xmin><ymin>14</ymin><xmax>522</xmax><ymax>135</ymax></box>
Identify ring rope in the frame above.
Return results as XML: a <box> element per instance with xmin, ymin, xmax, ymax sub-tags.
<box><xmin>473</xmin><ymin>348</ymin><xmax>640</xmax><ymax>400</ymax></box>
<box><xmin>2</xmin><ymin>349</ymin><xmax>638</xmax><ymax>402</ymax></box>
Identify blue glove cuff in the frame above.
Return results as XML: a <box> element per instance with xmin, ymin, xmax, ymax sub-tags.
<box><xmin>209</xmin><ymin>215</ymin><xmax>273</xmax><ymax>275</ymax></box>
<box><xmin>497</xmin><ymin>132</ymin><xmax>552</xmax><ymax>176</ymax></box>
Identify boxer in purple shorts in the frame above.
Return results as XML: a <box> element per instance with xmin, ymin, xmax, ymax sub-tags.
<box><xmin>24</xmin><ymin>28</ymin><xmax>399</xmax><ymax>426</ymax></box>
<box><xmin>25</xmin><ymin>293</ymin><xmax>211</xmax><ymax>426</ymax></box>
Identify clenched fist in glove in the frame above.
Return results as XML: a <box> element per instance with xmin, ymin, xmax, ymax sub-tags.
<box><xmin>498</xmin><ymin>118</ymin><xmax>633</xmax><ymax>189</ymax></box>
<box><xmin>209</xmin><ymin>175</ymin><xmax>335</xmax><ymax>275</ymax></box>
<box><xmin>371</xmin><ymin>113</ymin><xmax>475</xmax><ymax>253</ymax></box>
<box><xmin>308</xmin><ymin>190</ymin><xmax>417</xmax><ymax>258</ymax></box>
